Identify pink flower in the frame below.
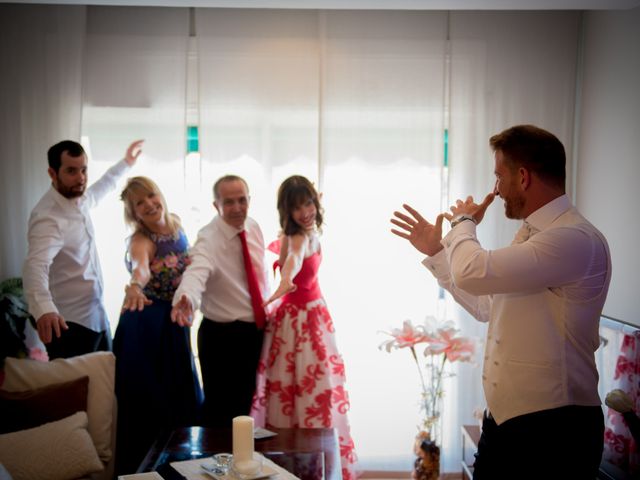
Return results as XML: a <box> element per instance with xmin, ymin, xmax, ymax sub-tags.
<box><xmin>29</xmin><ymin>347</ymin><xmax>49</xmax><ymax>362</ymax></box>
<box><xmin>423</xmin><ymin>325</ymin><xmax>475</xmax><ymax>363</ymax></box>
<box><xmin>379</xmin><ymin>316</ymin><xmax>476</xmax><ymax>435</ymax></box>
<box><xmin>164</xmin><ymin>254</ymin><xmax>178</xmax><ymax>269</ymax></box>
<box><xmin>378</xmin><ymin>320</ymin><xmax>430</xmax><ymax>352</ymax></box>
<box><xmin>150</xmin><ymin>258</ymin><xmax>164</xmax><ymax>273</ymax></box>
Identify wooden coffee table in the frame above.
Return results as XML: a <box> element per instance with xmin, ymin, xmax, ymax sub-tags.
<box><xmin>137</xmin><ymin>426</ymin><xmax>341</xmax><ymax>480</ymax></box>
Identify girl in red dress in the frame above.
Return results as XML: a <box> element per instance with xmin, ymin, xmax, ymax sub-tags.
<box><xmin>252</xmin><ymin>175</ymin><xmax>357</xmax><ymax>479</ymax></box>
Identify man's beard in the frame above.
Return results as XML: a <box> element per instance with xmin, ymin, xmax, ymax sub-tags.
<box><xmin>56</xmin><ymin>182</ymin><xmax>85</xmax><ymax>199</ymax></box>
<box><xmin>504</xmin><ymin>194</ymin><xmax>525</xmax><ymax>219</ymax></box>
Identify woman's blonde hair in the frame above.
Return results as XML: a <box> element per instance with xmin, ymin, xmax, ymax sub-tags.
<box><xmin>120</xmin><ymin>176</ymin><xmax>179</xmax><ymax>235</ymax></box>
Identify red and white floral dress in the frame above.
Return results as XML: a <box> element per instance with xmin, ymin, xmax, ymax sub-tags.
<box><xmin>251</xmin><ymin>246</ymin><xmax>358</xmax><ymax>479</ymax></box>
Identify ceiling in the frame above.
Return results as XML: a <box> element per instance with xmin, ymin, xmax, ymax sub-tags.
<box><xmin>4</xmin><ymin>0</ymin><xmax>640</xmax><ymax>9</ymax></box>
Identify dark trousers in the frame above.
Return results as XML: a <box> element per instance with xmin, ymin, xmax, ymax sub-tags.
<box><xmin>197</xmin><ymin>319</ymin><xmax>263</xmax><ymax>428</ymax></box>
<box><xmin>473</xmin><ymin>405</ymin><xmax>604</xmax><ymax>480</ymax></box>
<box><xmin>46</xmin><ymin>322</ymin><xmax>111</xmax><ymax>359</ymax></box>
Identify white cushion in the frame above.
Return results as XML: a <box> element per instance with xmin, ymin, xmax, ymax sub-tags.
<box><xmin>0</xmin><ymin>411</ymin><xmax>103</xmax><ymax>480</ymax></box>
<box><xmin>2</xmin><ymin>352</ymin><xmax>115</xmax><ymax>462</ymax></box>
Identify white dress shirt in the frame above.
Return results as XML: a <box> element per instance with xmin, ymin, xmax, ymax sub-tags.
<box><xmin>423</xmin><ymin>194</ymin><xmax>612</xmax><ymax>425</ymax></box>
<box><xmin>23</xmin><ymin>159</ymin><xmax>131</xmax><ymax>333</ymax></box>
<box><xmin>172</xmin><ymin>215</ymin><xmax>268</xmax><ymax>324</ymax></box>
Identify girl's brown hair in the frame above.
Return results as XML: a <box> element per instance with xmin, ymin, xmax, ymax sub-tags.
<box><xmin>277</xmin><ymin>175</ymin><xmax>323</xmax><ymax>236</ymax></box>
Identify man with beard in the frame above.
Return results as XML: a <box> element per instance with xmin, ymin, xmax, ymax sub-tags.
<box><xmin>23</xmin><ymin>139</ymin><xmax>143</xmax><ymax>359</ymax></box>
<box><xmin>391</xmin><ymin>125</ymin><xmax>611</xmax><ymax>479</ymax></box>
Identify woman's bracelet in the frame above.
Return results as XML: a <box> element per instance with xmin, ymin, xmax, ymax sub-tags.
<box><xmin>128</xmin><ymin>280</ymin><xmax>144</xmax><ymax>291</ymax></box>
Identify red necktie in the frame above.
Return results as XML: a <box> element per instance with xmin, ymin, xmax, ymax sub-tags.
<box><xmin>238</xmin><ymin>230</ymin><xmax>266</xmax><ymax>329</ymax></box>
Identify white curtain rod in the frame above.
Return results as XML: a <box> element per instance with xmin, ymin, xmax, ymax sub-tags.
<box><xmin>600</xmin><ymin>316</ymin><xmax>639</xmax><ymax>336</ymax></box>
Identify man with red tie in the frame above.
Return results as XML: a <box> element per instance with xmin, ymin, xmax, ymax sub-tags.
<box><xmin>172</xmin><ymin>175</ymin><xmax>268</xmax><ymax>427</ymax></box>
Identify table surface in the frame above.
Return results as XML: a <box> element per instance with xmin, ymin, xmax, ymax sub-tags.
<box><xmin>137</xmin><ymin>426</ymin><xmax>341</xmax><ymax>480</ymax></box>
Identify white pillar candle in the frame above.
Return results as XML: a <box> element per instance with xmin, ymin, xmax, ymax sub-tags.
<box><xmin>232</xmin><ymin>416</ymin><xmax>254</xmax><ymax>463</ymax></box>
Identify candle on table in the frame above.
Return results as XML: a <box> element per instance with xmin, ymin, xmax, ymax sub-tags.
<box><xmin>232</xmin><ymin>416</ymin><xmax>254</xmax><ymax>463</ymax></box>
<box><xmin>232</xmin><ymin>416</ymin><xmax>262</xmax><ymax>476</ymax></box>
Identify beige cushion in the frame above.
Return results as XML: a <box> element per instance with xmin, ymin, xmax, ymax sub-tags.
<box><xmin>2</xmin><ymin>352</ymin><xmax>115</xmax><ymax>462</ymax></box>
<box><xmin>0</xmin><ymin>411</ymin><xmax>103</xmax><ymax>480</ymax></box>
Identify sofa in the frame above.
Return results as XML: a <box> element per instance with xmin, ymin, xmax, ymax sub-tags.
<box><xmin>0</xmin><ymin>352</ymin><xmax>117</xmax><ymax>480</ymax></box>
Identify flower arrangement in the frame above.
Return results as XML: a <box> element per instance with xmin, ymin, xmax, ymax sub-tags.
<box><xmin>379</xmin><ymin>316</ymin><xmax>475</xmax><ymax>441</ymax></box>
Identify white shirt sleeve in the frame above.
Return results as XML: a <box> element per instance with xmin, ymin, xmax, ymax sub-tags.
<box><xmin>442</xmin><ymin>219</ymin><xmax>601</xmax><ymax>297</ymax></box>
<box><xmin>172</xmin><ymin>226</ymin><xmax>216</xmax><ymax>310</ymax></box>
<box><xmin>422</xmin><ymin>249</ymin><xmax>491</xmax><ymax>323</ymax></box>
<box><xmin>23</xmin><ymin>215</ymin><xmax>64</xmax><ymax>320</ymax></box>
<box><xmin>85</xmin><ymin>159</ymin><xmax>131</xmax><ymax>208</ymax></box>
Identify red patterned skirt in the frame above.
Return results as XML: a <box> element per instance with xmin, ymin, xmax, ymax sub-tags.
<box><xmin>252</xmin><ymin>298</ymin><xmax>358</xmax><ymax>479</ymax></box>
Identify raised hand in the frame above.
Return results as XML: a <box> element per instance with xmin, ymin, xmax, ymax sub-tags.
<box><xmin>170</xmin><ymin>294</ymin><xmax>194</xmax><ymax>327</ymax></box>
<box><xmin>124</xmin><ymin>139</ymin><xmax>144</xmax><ymax>166</ymax></box>
<box><xmin>444</xmin><ymin>193</ymin><xmax>495</xmax><ymax>225</ymax></box>
<box><xmin>391</xmin><ymin>204</ymin><xmax>445</xmax><ymax>256</ymax></box>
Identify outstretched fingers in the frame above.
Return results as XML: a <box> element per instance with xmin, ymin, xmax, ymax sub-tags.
<box><xmin>480</xmin><ymin>192</ymin><xmax>496</xmax><ymax>209</ymax></box>
<box><xmin>473</xmin><ymin>192</ymin><xmax>496</xmax><ymax>224</ymax></box>
<box><xmin>392</xmin><ymin>211</ymin><xmax>416</xmax><ymax>228</ymax></box>
<box><xmin>402</xmin><ymin>204</ymin><xmax>427</xmax><ymax>223</ymax></box>
<box><xmin>390</xmin><ymin>217</ymin><xmax>413</xmax><ymax>233</ymax></box>
<box><xmin>170</xmin><ymin>295</ymin><xmax>193</xmax><ymax>327</ymax></box>
<box><xmin>390</xmin><ymin>228</ymin><xmax>411</xmax><ymax>240</ymax></box>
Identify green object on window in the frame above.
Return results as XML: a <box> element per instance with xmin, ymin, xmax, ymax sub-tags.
<box><xmin>443</xmin><ymin>129</ymin><xmax>449</xmax><ymax>167</ymax></box>
<box><xmin>187</xmin><ymin>125</ymin><xmax>199</xmax><ymax>153</ymax></box>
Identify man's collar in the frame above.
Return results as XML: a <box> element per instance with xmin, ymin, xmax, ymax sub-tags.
<box><xmin>525</xmin><ymin>194</ymin><xmax>571</xmax><ymax>232</ymax></box>
<box><xmin>215</xmin><ymin>214</ymin><xmax>247</xmax><ymax>241</ymax></box>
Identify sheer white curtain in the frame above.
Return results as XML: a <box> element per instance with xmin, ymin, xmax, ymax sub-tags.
<box><xmin>0</xmin><ymin>4</ymin><xmax>85</xmax><ymax>280</ymax></box>
<box><xmin>445</xmin><ymin>9</ymin><xmax>581</xmax><ymax>472</ymax></box>
<box><xmin>195</xmin><ymin>8</ymin><xmax>320</xmax><ymax>242</ymax></box>
<box><xmin>320</xmin><ymin>10</ymin><xmax>448</xmax><ymax>470</ymax></box>
<box><xmin>81</xmin><ymin>6</ymin><xmax>190</xmax><ymax>330</ymax></box>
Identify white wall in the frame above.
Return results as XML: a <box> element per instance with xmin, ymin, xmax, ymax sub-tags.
<box><xmin>576</xmin><ymin>7</ymin><xmax>640</xmax><ymax>326</ymax></box>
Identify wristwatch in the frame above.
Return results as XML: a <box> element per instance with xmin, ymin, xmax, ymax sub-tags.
<box><xmin>450</xmin><ymin>213</ymin><xmax>476</xmax><ymax>228</ymax></box>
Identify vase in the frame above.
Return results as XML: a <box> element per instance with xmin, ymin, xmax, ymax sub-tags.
<box><xmin>412</xmin><ymin>430</ymin><xmax>440</xmax><ymax>480</ymax></box>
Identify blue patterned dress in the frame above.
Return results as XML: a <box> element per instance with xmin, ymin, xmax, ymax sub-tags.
<box><xmin>113</xmin><ymin>229</ymin><xmax>203</xmax><ymax>475</ymax></box>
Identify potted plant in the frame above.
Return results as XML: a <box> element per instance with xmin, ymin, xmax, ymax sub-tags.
<box><xmin>0</xmin><ymin>277</ymin><xmax>40</xmax><ymax>372</ymax></box>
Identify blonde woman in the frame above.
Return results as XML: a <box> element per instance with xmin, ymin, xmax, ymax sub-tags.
<box><xmin>113</xmin><ymin>176</ymin><xmax>202</xmax><ymax>475</ymax></box>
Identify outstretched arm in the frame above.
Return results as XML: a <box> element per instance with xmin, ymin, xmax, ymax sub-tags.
<box><xmin>121</xmin><ymin>233</ymin><xmax>154</xmax><ymax>312</ymax></box>
<box><xmin>263</xmin><ymin>234</ymin><xmax>306</xmax><ymax>307</ymax></box>
<box><xmin>170</xmin><ymin>226</ymin><xmax>216</xmax><ymax>326</ymax></box>
<box><xmin>86</xmin><ymin>139</ymin><xmax>145</xmax><ymax>207</ymax></box>
<box><xmin>390</xmin><ymin>204</ymin><xmax>445</xmax><ymax>256</ymax></box>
